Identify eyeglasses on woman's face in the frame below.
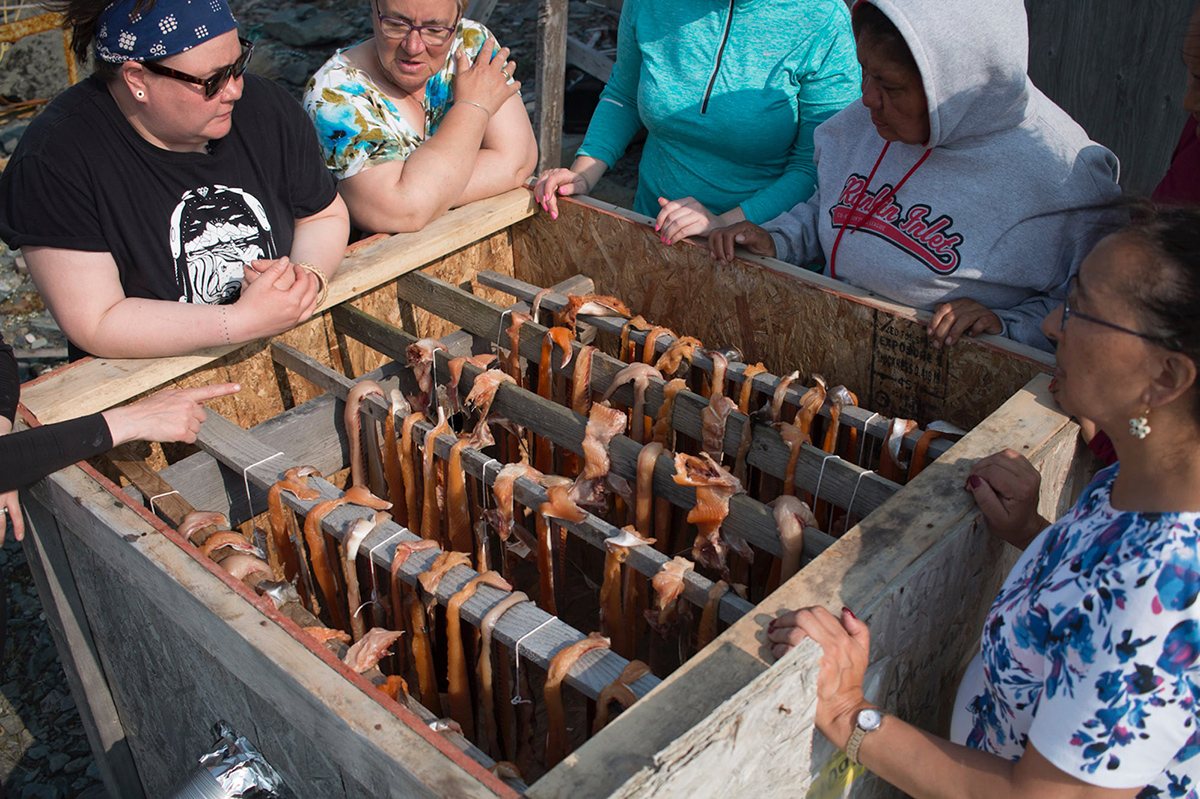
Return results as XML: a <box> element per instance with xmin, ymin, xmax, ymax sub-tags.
<box><xmin>142</xmin><ymin>36</ymin><xmax>254</xmax><ymax>100</ymax></box>
<box><xmin>374</xmin><ymin>0</ymin><xmax>459</xmax><ymax>45</ymax></box>
<box><xmin>1060</xmin><ymin>275</ymin><xmax>1177</xmax><ymax>349</ymax></box>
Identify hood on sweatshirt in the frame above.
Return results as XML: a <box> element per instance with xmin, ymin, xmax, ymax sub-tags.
<box><xmin>866</xmin><ymin>0</ymin><xmax>1032</xmax><ymax>148</ymax></box>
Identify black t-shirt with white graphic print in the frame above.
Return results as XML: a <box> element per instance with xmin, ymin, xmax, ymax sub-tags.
<box><xmin>0</xmin><ymin>74</ymin><xmax>337</xmax><ymax>358</ymax></box>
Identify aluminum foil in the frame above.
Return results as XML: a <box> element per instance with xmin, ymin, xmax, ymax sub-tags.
<box><xmin>169</xmin><ymin>721</ymin><xmax>296</xmax><ymax>799</ymax></box>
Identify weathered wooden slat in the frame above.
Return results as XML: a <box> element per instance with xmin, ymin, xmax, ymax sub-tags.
<box><xmin>329</xmin><ymin>301</ymin><xmax>835</xmax><ymax>562</ymax></box>
<box><xmin>566</xmin><ymin>35</ymin><xmax>614</xmax><ymax>82</ymax></box>
<box><xmin>22</xmin><ymin>498</ymin><xmax>148</xmax><ymax>799</ymax></box>
<box><xmin>392</xmin><ymin>269</ymin><xmax>895</xmax><ymax>519</ymax></box>
<box><xmin>107</xmin><ymin>443</ymin><xmax>195</xmax><ymax>522</ymax></box>
<box><xmin>194</xmin><ymin>410</ymin><xmax>660</xmax><ymax>703</ymax></box>
<box><xmin>477</xmin><ymin>270</ymin><xmax>959</xmax><ymax>461</ymax></box>
<box><xmin>534</xmin><ymin>0</ymin><xmax>567</xmax><ymax>173</ymax></box>
<box><xmin>270</xmin><ymin>340</ymin><xmax>755</xmax><ymax>627</ymax></box>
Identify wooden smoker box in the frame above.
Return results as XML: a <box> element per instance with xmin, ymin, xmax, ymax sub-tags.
<box><xmin>17</xmin><ymin>189</ymin><xmax>1088</xmax><ymax>799</ymax></box>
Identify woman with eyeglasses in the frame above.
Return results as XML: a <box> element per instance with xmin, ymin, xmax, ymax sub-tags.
<box><xmin>0</xmin><ymin>0</ymin><xmax>350</xmax><ymax>360</ymax></box>
<box><xmin>769</xmin><ymin>204</ymin><xmax>1200</xmax><ymax>797</ymax></box>
<box><xmin>302</xmin><ymin>0</ymin><xmax>538</xmax><ymax>235</ymax></box>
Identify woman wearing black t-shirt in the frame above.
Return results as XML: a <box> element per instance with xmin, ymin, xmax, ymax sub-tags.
<box><xmin>0</xmin><ymin>0</ymin><xmax>350</xmax><ymax>359</ymax></box>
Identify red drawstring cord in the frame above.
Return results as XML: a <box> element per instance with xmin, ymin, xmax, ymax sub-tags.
<box><xmin>828</xmin><ymin>143</ymin><xmax>932</xmax><ymax>279</ymax></box>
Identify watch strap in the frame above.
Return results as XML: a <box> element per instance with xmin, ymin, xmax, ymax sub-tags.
<box><xmin>845</xmin><ymin>725</ymin><xmax>868</xmax><ymax>765</ymax></box>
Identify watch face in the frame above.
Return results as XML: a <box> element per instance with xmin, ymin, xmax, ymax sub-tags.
<box><xmin>857</xmin><ymin>708</ymin><xmax>883</xmax><ymax>731</ymax></box>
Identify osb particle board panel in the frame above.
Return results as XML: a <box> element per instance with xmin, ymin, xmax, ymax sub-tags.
<box><xmin>510</xmin><ymin>198</ymin><xmax>1050</xmax><ymax>429</ymax></box>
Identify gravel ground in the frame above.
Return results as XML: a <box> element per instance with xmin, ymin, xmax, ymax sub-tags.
<box><xmin>0</xmin><ymin>2</ymin><xmax>641</xmax><ymax>796</ymax></box>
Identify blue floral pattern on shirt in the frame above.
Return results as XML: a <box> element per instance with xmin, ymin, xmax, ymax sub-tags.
<box><xmin>965</xmin><ymin>464</ymin><xmax>1200</xmax><ymax>796</ymax></box>
<box><xmin>302</xmin><ymin>20</ymin><xmax>501</xmax><ymax>179</ymax></box>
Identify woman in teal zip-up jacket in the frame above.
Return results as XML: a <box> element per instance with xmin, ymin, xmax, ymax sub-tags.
<box><xmin>534</xmin><ymin>0</ymin><xmax>860</xmax><ymax>244</ymax></box>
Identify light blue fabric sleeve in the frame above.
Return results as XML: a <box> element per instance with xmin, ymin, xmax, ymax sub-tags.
<box><xmin>739</xmin><ymin>8</ymin><xmax>861</xmax><ymax>224</ymax></box>
<box><xmin>576</xmin><ymin>0</ymin><xmax>644</xmax><ymax>168</ymax></box>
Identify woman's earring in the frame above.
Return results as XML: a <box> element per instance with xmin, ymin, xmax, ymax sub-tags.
<box><xmin>1130</xmin><ymin>407</ymin><xmax>1151</xmax><ymax>440</ymax></box>
<box><xmin>135</xmin><ymin>90</ymin><xmax>145</xmax><ymax>99</ymax></box>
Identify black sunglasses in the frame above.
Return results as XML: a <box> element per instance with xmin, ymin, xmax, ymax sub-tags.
<box><xmin>1061</xmin><ymin>275</ymin><xmax>1177</xmax><ymax>349</ymax></box>
<box><xmin>142</xmin><ymin>36</ymin><xmax>254</xmax><ymax>99</ymax></box>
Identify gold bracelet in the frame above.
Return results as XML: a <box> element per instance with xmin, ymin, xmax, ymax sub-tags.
<box><xmin>295</xmin><ymin>261</ymin><xmax>329</xmax><ymax>309</ymax></box>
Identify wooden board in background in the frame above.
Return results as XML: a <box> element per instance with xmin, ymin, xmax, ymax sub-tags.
<box><xmin>1026</xmin><ymin>0</ymin><xmax>1192</xmax><ymax>195</ymax></box>
<box><xmin>510</xmin><ymin>196</ymin><xmax>1050</xmax><ymax>429</ymax></box>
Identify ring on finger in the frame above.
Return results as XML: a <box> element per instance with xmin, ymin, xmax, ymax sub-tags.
<box><xmin>501</xmin><ymin>70</ymin><xmax>511</xmax><ymax>80</ymax></box>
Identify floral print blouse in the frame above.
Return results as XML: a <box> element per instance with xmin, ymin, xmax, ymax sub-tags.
<box><xmin>953</xmin><ymin>464</ymin><xmax>1200</xmax><ymax>796</ymax></box>
<box><xmin>303</xmin><ymin>20</ymin><xmax>503</xmax><ymax>180</ymax></box>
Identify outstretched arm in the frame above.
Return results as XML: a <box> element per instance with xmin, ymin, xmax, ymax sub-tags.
<box><xmin>0</xmin><ymin>382</ymin><xmax>240</xmax><ymax>541</ymax></box>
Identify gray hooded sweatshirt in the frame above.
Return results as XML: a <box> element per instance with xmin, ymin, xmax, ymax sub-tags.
<box><xmin>762</xmin><ymin>0</ymin><xmax>1120</xmax><ymax>351</ymax></box>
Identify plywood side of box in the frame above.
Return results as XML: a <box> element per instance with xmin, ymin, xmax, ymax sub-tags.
<box><xmin>28</xmin><ymin>466</ymin><xmax>505</xmax><ymax>799</ymax></box>
<box><xmin>608</xmin><ymin>641</ymin><xmax>822</xmax><ymax>799</ymax></box>
<box><xmin>527</xmin><ymin>374</ymin><xmax>1073</xmax><ymax>799</ymax></box>
<box><xmin>509</xmin><ymin>197</ymin><xmax>1049</xmax><ymax>429</ymax></box>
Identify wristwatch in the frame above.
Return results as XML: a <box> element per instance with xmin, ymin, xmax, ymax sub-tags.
<box><xmin>845</xmin><ymin>707</ymin><xmax>883</xmax><ymax>765</ymax></box>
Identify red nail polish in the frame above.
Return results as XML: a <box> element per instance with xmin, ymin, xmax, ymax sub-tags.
<box><xmin>967</xmin><ymin>475</ymin><xmax>982</xmax><ymax>489</ymax></box>
<box><xmin>842</xmin><ymin>606</ymin><xmax>856</xmax><ymax>619</ymax></box>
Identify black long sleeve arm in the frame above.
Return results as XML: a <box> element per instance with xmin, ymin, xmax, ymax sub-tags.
<box><xmin>0</xmin><ymin>413</ymin><xmax>114</xmax><ymax>493</ymax></box>
<box><xmin>0</xmin><ymin>335</ymin><xmax>17</xmax><ymax>425</ymax></box>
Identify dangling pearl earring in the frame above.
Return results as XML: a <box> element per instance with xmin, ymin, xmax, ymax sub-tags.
<box><xmin>135</xmin><ymin>90</ymin><xmax>145</xmax><ymax>99</ymax></box>
<box><xmin>1130</xmin><ymin>407</ymin><xmax>1151</xmax><ymax>440</ymax></box>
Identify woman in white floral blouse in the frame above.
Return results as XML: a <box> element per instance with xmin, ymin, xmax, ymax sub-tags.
<box><xmin>303</xmin><ymin>0</ymin><xmax>537</xmax><ymax>233</ymax></box>
<box><xmin>770</xmin><ymin>204</ymin><xmax>1200</xmax><ymax>798</ymax></box>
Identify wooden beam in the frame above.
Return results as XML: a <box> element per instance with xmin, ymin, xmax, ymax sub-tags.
<box><xmin>478</xmin><ymin>270</ymin><xmax>960</xmax><ymax>461</ymax></box>
<box><xmin>106</xmin><ymin>443</ymin><xmax>195</xmax><ymax>523</ymax></box>
<box><xmin>18</xmin><ymin>189</ymin><xmax>536</xmax><ymax>426</ymax></box>
<box><xmin>21</xmin><ymin>498</ymin><xmax>148</xmax><ymax>799</ymax></box>
<box><xmin>328</xmin><ymin>301</ymin><xmax>836</xmax><ymax>562</ymax></box>
<box><xmin>566</xmin><ymin>35</ymin><xmax>614</xmax><ymax>82</ymax></box>
<box><xmin>393</xmin><ymin>270</ymin><xmax>896</xmax><ymax>518</ymax></box>
<box><xmin>194</xmin><ymin>410</ymin><xmax>661</xmax><ymax>703</ymax></box>
<box><xmin>535</xmin><ymin>0</ymin><xmax>568</xmax><ymax>172</ymax></box>
<box><xmin>155</xmin><ymin>360</ymin><xmax>408</xmax><ymax>525</ymax></box>
<box><xmin>270</xmin><ymin>340</ymin><xmax>754</xmax><ymax>626</ymax></box>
